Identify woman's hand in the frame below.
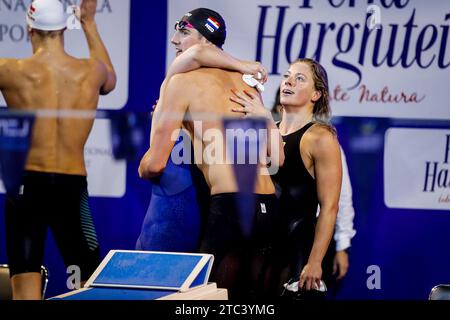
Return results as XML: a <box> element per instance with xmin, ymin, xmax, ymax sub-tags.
<box><xmin>299</xmin><ymin>261</ymin><xmax>323</xmax><ymax>291</ymax></box>
<box><xmin>230</xmin><ymin>89</ymin><xmax>271</xmax><ymax>119</ymax></box>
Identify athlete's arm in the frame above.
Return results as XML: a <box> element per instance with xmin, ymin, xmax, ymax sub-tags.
<box><xmin>166</xmin><ymin>44</ymin><xmax>268</xmax><ymax>82</ymax></box>
<box><xmin>80</xmin><ymin>0</ymin><xmax>117</xmax><ymax>95</ymax></box>
<box><xmin>139</xmin><ymin>74</ymin><xmax>190</xmax><ymax>179</ymax></box>
<box><xmin>299</xmin><ymin>128</ymin><xmax>342</xmax><ymax>291</ymax></box>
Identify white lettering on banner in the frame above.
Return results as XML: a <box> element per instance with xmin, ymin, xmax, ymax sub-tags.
<box><xmin>423</xmin><ymin>134</ymin><xmax>450</xmax><ymax>193</ymax></box>
<box><xmin>168</xmin><ymin>0</ymin><xmax>450</xmax><ymax>119</ymax></box>
<box><xmin>384</xmin><ymin>128</ymin><xmax>450</xmax><ymax>210</ymax></box>
<box><xmin>0</xmin><ymin>0</ymin><xmax>129</xmax><ymax>110</ymax></box>
<box><xmin>0</xmin><ymin>119</ymin><xmax>30</xmax><ymax>137</ymax></box>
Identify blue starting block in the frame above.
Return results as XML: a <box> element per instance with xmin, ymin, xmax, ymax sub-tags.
<box><xmin>50</xmin><ymin>250</ymin><xmax>227</xmax><ymax>300</ymax></box>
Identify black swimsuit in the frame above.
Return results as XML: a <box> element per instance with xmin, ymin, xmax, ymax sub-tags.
<box><xmin>272</xmin><ymin>122</ymin><xmax>319</xmax><ymax>279</ymax></box>
<box><xmin>5</xmin><ymin>171</ymin><xmax>101</xmax><ymax>281</ymax></box>
<box><xmin>200</xmin><ymin>192</ymin><xmax>278</xmax><ymax>300</ymax></box>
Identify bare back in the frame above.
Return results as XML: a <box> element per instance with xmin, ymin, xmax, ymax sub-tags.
<box><xmin>182</xmin><ymin>69</ymin><xmax>275</xmax><ymax>195</ymax></box>
<box><xmin>0</xmin><ymin>52</ymin><xmax>106</xmax><ymax>176</ymax></box>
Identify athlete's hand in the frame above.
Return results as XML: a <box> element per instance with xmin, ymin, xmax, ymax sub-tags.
<box><xmin>230</xmin><ymin>89</ymin><xmax>271</xmax><ymax>119</ymax></box>
<box><xmin>80</xmin><ymin>0</ymin><xmax>97</xmax><ymax>23</ymax></box>
<box><xmin>138</xmin><ymin>162</ymin><xmax>145</xmax><ymax>179</ymax></box>
<box><xmin>333</xmin><ymin>250</ymin><xmax>349</xmax><ymax>280</ymax></box>
<box><xmin>238</xmin><ymin>61</ymin><xmax>268</xmax><ymax>84</ymax></box>
<box><xmin>299</xmin><ymin>261</ymin><xmax>322</xmax><ymax>291</ymax></box>
<box><xmin>138</xmin><ymin>154</ymin><xmax>150</xmax><ymax>180</ymax></box>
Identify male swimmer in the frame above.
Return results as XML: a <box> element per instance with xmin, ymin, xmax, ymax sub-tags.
<box><xmin>0</xmin><ymin>0</ymin><xmax>116</xmax><ymax>300</ymax></box>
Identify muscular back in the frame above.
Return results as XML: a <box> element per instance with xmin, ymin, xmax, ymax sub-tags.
<box><xmin>180</xmin><ymin>68</ymin><xmax>275</xmax><ymax>195</ymax></box>
<box><xmin>0</xmin><ymin>52</ymin><xmax>107</xmax><ymax>176</ymax></box>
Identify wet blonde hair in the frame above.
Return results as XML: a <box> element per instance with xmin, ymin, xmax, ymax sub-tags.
<box><xmin>291</xmin><ymin>58</ymin><xmax>336</xmax><ymax>134</ymax></box>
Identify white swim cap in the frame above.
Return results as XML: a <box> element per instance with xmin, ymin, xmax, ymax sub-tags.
<box><xmin>26</xmin><ymin>0</ymin><xmax>67</xmax><ymax>31</ymax></box>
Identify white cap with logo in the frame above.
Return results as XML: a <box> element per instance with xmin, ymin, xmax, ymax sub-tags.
<box><xmin>26</xmin><ymin>0</ymin><xmax>67</xmax><ymax>31</ymax></box>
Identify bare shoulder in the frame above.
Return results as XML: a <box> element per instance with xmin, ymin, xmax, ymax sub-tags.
<box><xmin>173</xmin><ymin>67</ymin><xmax>210</xmax><ymax>81</ymax></box>
<box><xmin>186</xmin><ymin>67</ymin><xmax>239</xmax><ymax>79</ymax></box>
<box><xmin>308</xmin><ymin>122</ymin><xmax>337</xmax><ymax>139</ymax></box>
<box><xmin>0</xmin><ymin>58</ymin><xmax>19</xmax><ymax>72</ymax></box>
<box><xmin>85</xmin><ymin>58</ymin><xmax>107</xmax><ymax>74</ymax></box>
<box><xmin>0</xmin><ymin>58</ymin><xmax>20</xmax><ymax>87</ymax></box>
<box><xmin>71</xmin><ymin>58</ymin><xmax>107</xmax><ymax>85</ymax></box>
<box><xmin>165</xmin><ymin>72</ymin><xmax>197</xmax><ymax>92</ymax></box>
<box><xmin>167</xmin><ymin>71</ymin><xmax>191</xmax><ymax>82</ymax></box>
<box><xmin>182</xmin><ymin>67</ymin><xmax>240</xmax><ymax>88</ymax></box>
<box><xmin>304</xmin><ymin>123</ymin><xmax>340</xmax><ymax>151</ymax></box>
<box><xmin>163</xmin><ymin>68</ymin><xmax>239</xmax><ymax>100</ymax></box>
